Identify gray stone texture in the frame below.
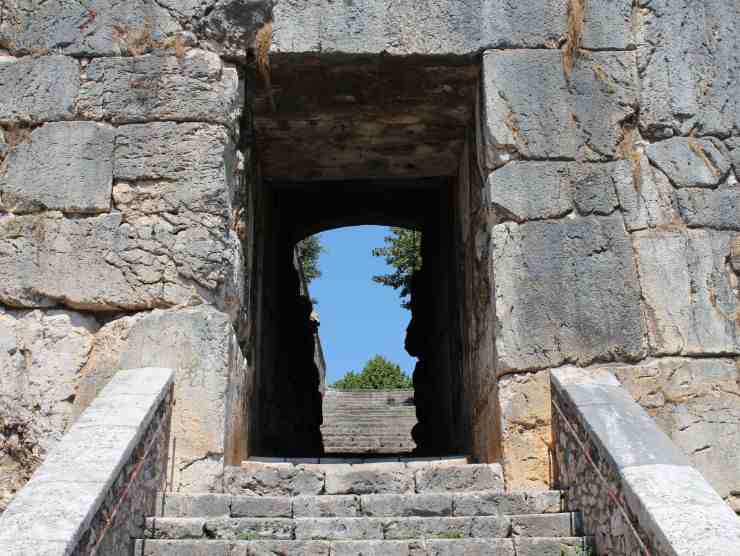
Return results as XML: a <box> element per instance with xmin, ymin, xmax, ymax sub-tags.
<box><xmin>612</xmin><ymin>358</ymin><xmax>740</xmax><ymax>508</ymax></box>
<box><xmin>0</xmin><ymin>122</ymin><xmax>114</xmax><ymax>214</ymax></box>
<box><xmin>482</xmin><ymin>50</ymin><xmax>637</xmax><ymax>166</ymax></box>
<box><xmin>613</xmin><ymin>153</ymin><xmax>680</xmax><ymax>231</ymax></box>
<box><xmin>0</xmin><ymin>121</ymin><xmax>244</xmax><ymax>315</ymax></box>
<box><xmin>677</xmin><ymin>182</ymin><xmax>740</xmax><ymax>230</ymax></box>
<box><xmin>552</xmin><ymin>367</ymin><xmax>740</xmax><ymax>555</ymax></box>
<box><xmin>78</xmin><ymin>50</ymin><xmax>242</xmax><ymax>128</ymax></box>
<box><xmin>0</xmin><ymin>55</ymin><xmax>79</xmax><ymax>124</ymax></box>
<box><xmin>415</xmin><ymin>464</ymin><xmax>504</xmax><ymax>494</ymax></box>
<box><xmin>634</xmin><ymin>229</ymin><xmax>740</xmax><ymax>355</ymax></box>
<box><xmin>325</xmin><ymin>464</ymin><xmax>414</xmax><ymax>495</ymax></box>
<box><xmin>76</xmin><ymin>306</ymin><xmax>249</xmax><ymax>493</ymax></box>
<box><xmin>0</xmin><ymin>368</ymin><xmax>173</xmax><ymax>556</ymax></box>
<box><xmin>0</xmin><ymin>308</ymin><xmax>99</xmax><ymax>512</ymax></box>
<box><xmin>272</xmin><ymin>0</ymin><xmax>632</xmax><ymax>55</ymax></box>
<box><xmin>1</xmin><ymin>0</ymin><xmax>181</xmax><ymax>56</ymax></box>
<box><xmin>645</xmin><ymin>137</ymin><xmax>731</xmax><ymax>188</ymax></box>
<box><xmin>225</xmin><ymin>463</ymin><xmax>325</xmax><ymax>496</ymax></box>
<box><xmin>637</xmin><ymin>0</ymin><xmax>740</xmax><ymax>137</ymax></box>
<box><xmin>488</xmin><ymin>161</ymin><xmax>624</xmax><ymax>222</ymax></box>
<box><xmin>492</xmin><ymin>215</ymin><xmax>644</xmax><ymax>372</ymax></box>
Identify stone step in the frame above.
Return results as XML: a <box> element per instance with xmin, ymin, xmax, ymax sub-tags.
<box><xmin>225</xmin><ymin>462</ymin><xmax>504</xmax><ymax>497</ymax></box>
<box><xmin>157</xmin><ymin>490</ymin><xmax>563</xmax><ymax>518</ymax></box>
<box><xmin>136</xmin><ymin>537</ymin><xmax>593</xmax><ymax>555</ymax></box>
<box><xmin>144</xmin><ymin>513</ymin><xmax>582</xmax><ymax>541</ymax></box>
<box><xmin>245</xmin><ymin>456</ymin><xmax>469</xmax><ymax>465</ymax></box>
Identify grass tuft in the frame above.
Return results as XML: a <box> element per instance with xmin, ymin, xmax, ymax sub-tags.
<box><xmin>255</xmin><ymin>21</ymin><xmax>276</xmax><ymax>112</ymax></box>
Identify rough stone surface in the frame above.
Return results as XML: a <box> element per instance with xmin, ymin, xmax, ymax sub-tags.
<box><xmin>78</xmin><ymin>50</ymin><xmax>242</xmax><ymax>128</ymax></box>
<box><xmin>612</xmin><ymin>358</ymin><xmax>740</xmax><ymax>507</ymax></box>
<box><xmin>677</xmin><ymin>182</ymin><xmax>740</xmax><ymax>230</ymax></box>
<box><xmin>488</xmin><ymin>161</ymin><xmax>624</xmax><ymax>222</ymax></box>
<box><xmin>77</xmin><ymin>306</ymin><xmax>249</xmax><ymax>492</ymax></box>
<box><xmin>613</xmin><ymin>153</ymin><xmax>680</xmax><ymax>231</ymax></box>
<box><xmin>0</xmin><ymin>308</ymin><xmax>98</xmax><ymax>512</ymax></box>
<box><xmin>634</xmin><ymin>229</ymin><xmax>740</xmax><ymax>355</ymax></box>
<box><xmin>637</xmin><ymin>0</ymin><xmax>740</xmax><ymax>137</ymax></box>
<box><xmin>0</xmin><ymin>55</ymin><xmax>79</xmax><ymax>124</ymax></box>
<box><xmin>225</xmin><ymin>463</ymin><xmax>325</xmax><ymax>497</ymax></box>
<box><xmin>0</xmin><ymin>122</ymin><xmax>114</xmax><ymax>214</ymax></box>
<box><xmin>1</xmin><ymin>0</ymin><xmax>181</xmax><ymax>56</ymax></box>
<box><xmin>645</xmin><ymin>137</ymin><xmax>731</xmax><ymax>188</ymax></box>
<box><xmin>482</xmin><ymin>50</ymin><xmax>637</xmax><ymax>165</ymax></box>
<box><xmin>492</xmin><ymin>215</ymin><xmax>644</xmax><ymax>372</ymax></box>
<box><xmin>0</xmin><ymin>120</ymin><xmax>244</xmax><ymax>314</ymax></box>
<box><xmin>415</xmin><ymin>464</ymin><xmax>504</xmax><ymax>494</ymax></box>
<box><xmin>325</xmin><ymin>464</ymin><xmax>414</xmax><ymax>495</ymax></box>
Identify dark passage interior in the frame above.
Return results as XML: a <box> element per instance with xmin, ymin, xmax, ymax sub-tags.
<box><xmin>243</xmin><ymin>52</ymin><xmax>496</xmax><ymax>460</ymax></box>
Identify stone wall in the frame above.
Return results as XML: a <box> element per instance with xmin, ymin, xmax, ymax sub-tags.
<box><xmin>551</xmin><ymin>367</ymin><xmax>740</xmax><ymax>555</ymax></box>
<box><xmin>0</xmin><ymin>367</ymin><xmax>174</xmax><ymax>556</ymax></box>
<box><xmin>0</xmin><ymin>1</ymin><xmax>268</xmax><ymax>502</ymax></box>
<box><xmin>477</xmin><ymin>0</ymin><xmax>740</xmax><ymax>500</ymax></box>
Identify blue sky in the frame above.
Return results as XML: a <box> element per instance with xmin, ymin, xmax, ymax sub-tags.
<box><xmin>309</xmin><ymin>226</ymin><xmax>417</xmax><ymax>385</ymax></box>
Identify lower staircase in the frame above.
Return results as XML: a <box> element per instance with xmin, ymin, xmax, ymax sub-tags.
<box><xmin>137</xmin><ymin>457</ymin><xmax>591</xmax><ymax>555</ymax></box>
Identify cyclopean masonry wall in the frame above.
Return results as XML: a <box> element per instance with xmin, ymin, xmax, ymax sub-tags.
<box><xmin>0</xmin><ymin>0</ymin><xmax>739</xmax><ymax>520</ymax></box>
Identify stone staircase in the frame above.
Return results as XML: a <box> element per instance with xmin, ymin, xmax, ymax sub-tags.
<box><xmin>321</xmin><ymin>389</ymin><xmax>417</xmax><ymax>454</ymax></box>
<box><xmin>137</xmin><ymin>458</ymin><xmax>591</xmax><ymax>555</ymax></box>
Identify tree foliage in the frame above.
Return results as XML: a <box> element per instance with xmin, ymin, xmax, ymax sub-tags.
<box><xmin>371</xmin><ymin>227</ymin><xmax>422</xmax><ymax>309</ymax></box>
<box><xmin>333</xmin><ymin>355</ymin><xmax>413</xmax><ymax>389</ymax></box>
<box><xmin>297</xmin><ymin>234</ymin><xmax>324</xmax><ymax>284</ymax></box>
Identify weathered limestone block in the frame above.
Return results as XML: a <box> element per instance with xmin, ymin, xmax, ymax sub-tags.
<box><xmin>727</xmin><ymin>137</ymin><xmax>740</xmax><ymax>175</ymax></box>
<box><xmin>497</xmin><ymin>371</ymin><xmax>551</xmax><ymax>492</ymax></box>
<box><xmin>613</xmin><ymin>153</ymin><xmax>680</xmax><ymax>231</ymax></box>
<box><xmin>0</xmin><ymin>122</ymin><xmax>114</xmax><ymax>214</ymax></box>
<box><xmin>0</xmin><ymin>308</ymin><xmax>98</xmax><ymax>511</ymax></box>
<box><xmin>611</xmin><ymin>358</ymin><xmax>740</xmax><ymax>506</ymax></box>
<box><xmin>645</xmin><ymin>137</ymin><xmax>731</xmax><ymax>188</ymax></box>
<box><xmin>0</xmin><ymin>55</ymin><xmax>79</xmax><ymax>124</ymax></box>
<box><xmin>78</xmin><ymin>50</ymin><xmax>242</xmax><ymax>128</ymax></box>
<box><xmin>0</xmin><ymin>0</ymin><xmax>181</xmax><ymax>56</ymax></box>
<box><xmin>492</xmin><ymin>215</ymin><xmax>644</xmax><ymax>372</ymax></box>
<box><xmin>196</xmin><ymin>0</ymin><xmax>274</xmax><ymax>58</ymax></box>
<box><xmin>677</xmin><ymin>183</ymin><xmax>740</xmax><ymax>231</ymax></box>
<box><xmin>481</xmin><ymin>50</ymin><xmax>637</xmax><ymax>165</ymax></box>
<box><xmin>487</xmin><ymin>161</ymin><xmax>624</xmax><ymax>222</ymax></box>
<box><xmin>637</xmin><ymin>0</ymin><xmax>740</xmax><ymax>136</ymax></box>
<box><xmin>0</xmin><ymin>211</ymin><xmax>240</xmax><ymax>311</ymax></box>
<box><xmin>77</xmin><ymin>305</ymin><xmax>249</xmax><ymax>492</ymax></box>
<box><xmin>634</xmin><ymin>229</ymin><xmax>740</xmax><ymax>355</ymax></box>
<box><xmin>273</xmin><ymin>0</ymin><xmax>632</xmax><ymax>55</ymax></box>
<box><xmin>225</xmin><ymin>463</ymin><xmax>324</xmax><ymax>496</ymax></box>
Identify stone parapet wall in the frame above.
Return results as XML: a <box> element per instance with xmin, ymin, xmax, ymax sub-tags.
<box><xmin>0</xmin><ymin>367</ymin><xmax>174</xmax><ymax>556</ymax></box>
<box><xmin>551</xmin><ymin>367</ymin><xmax>740</xmax><ymax>556</ymax></box>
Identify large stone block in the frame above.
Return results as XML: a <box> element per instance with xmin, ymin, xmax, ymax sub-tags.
<box><xmin>634</xmin><ymin>229</ymin><xmax>739</xmax><ymax>355</ymax></box>
<box><xmin>0</xmin><ymin>308</ymin><xmax>99</xmax><ymax>511</ymax></box>
<box><xmin>677</xmin><ymin>184</ymin><xmax>740</xmax><ymax>231</ymax></box>
<box><xmin>637</xmin><ymin>0</ymin><xmax>740</xmax><ymax>137</ymax></box>
<box><xmin>0</xmin><ymin>122</ymin><xmax>114</xmax><ymax>214</ymax></box>
<box><xmin>481</xmin><ymin>50</ymin><xmax>637</xmax><ymax>166</ymax></box>
<box><xmin>0</xmin><ymin>55</ymin><xmax>79</xmax><ymax>124</ymax></box>
<box><xmin>0</xmin><ymin>211</ymin><xmax>240</xmax><ymax>311</ymax></box>
<box><xmin>487</xmin><ymin>161</ymin><xmax>625</xmax><ymax>222</ymax></box>
<box><xmin>77</xmin><ymin>305</ymin><xmax>249</xmax><ymax>492</ymax></box>
<box><xmin>78</xmin><ymin>50</ymin><xmax>242</xmax><ymax>128</ymax></box>
<box><xmin>645</xmin><ymin>137</ymin><xmax>731</xmax><ymax>188</ymax></box>
<box><xmin>492</xmin><ymin>215</ymin><xmax>644</xmax><ymax>372</ymax></box>
<box><xmin>612</xmin><ymin>358</ymin><xmax>740</xmax><ymax>506</ymax></box>
<box><xmin>613</xmin><ymin>153</ymin><xmax>680</xmax><ymax>232</ymax></box>
<box><xmin>1</xmin><ymin>0</ymin><xmax>180</xmax><ymax>56</ymax></box>
<box><xmin>273</xmin><ymin>0</ymin><xmax>632</xmax><ymax>55</ymax></box>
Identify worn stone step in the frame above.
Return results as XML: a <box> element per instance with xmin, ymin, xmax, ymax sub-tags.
<box><xmin>157</xmin><ymin>490</ymin><xmax>563</xmax><ymax>518</ymax></box>
<box><xmin>144</xmin><ymin>513</ymin><xmax>581</xmax><ymax>541</ymax></box>
<box><xmin>225</xmin><ymin>462</ymin><xmax>504</xmax><ymax>496</ymax></box>
<box><xmin>136</xmin><ymin>537</ymin><xmax>592</xmax><ymax>556</ymax></box>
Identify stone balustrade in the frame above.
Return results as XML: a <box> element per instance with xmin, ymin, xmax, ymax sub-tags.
<box><xmin>551</xmin><ymin>367</ymin><xmax>740</xmax><ymax>556</ymax></box>
<box><xmin>0</xmin><ymin>368</ymin><xmax>174</xmax><ymax>556</ymax></box>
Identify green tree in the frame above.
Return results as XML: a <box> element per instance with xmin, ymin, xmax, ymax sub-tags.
<box><xmin>371</xmin><ymin>227</ymin><xmax>422</xmax><ymax>309</ymax></box>
<box><xmin>333</xmin><ymin>355</ymin><xmax>413</xmax><ymax>389</ymax></box>
<box><xmin>297</xmin><ymin>234</ymin><xmax>325</xmax><ymax>284</ymax></box>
